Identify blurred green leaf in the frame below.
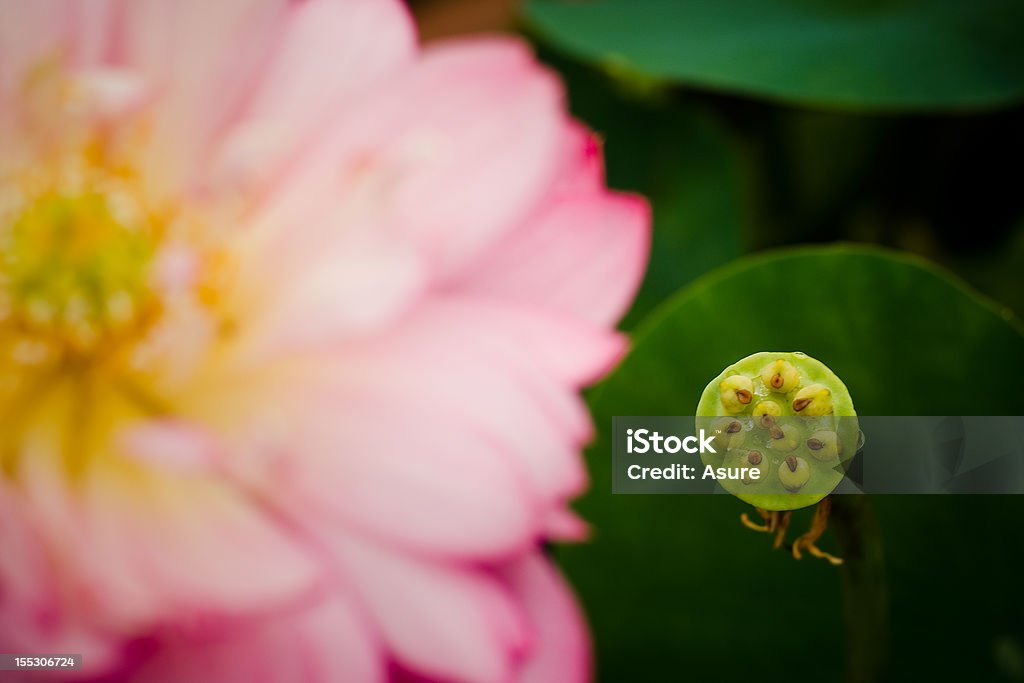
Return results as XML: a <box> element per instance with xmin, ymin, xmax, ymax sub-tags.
<box><xmin>595</xmin><ymin>244</ymin><xmax>1024</xmax><ymax>415</ymax></box>
<box><xmin>561</xmin><ymin>246</ymin><xmax>1024</xmax><ymax>681</ymax></box>
<box><xmin>612</xmin><ymin>105</ymin><xmax>747</xmax><ymax>328</ymax></box>
<box><xmin>955</xmin><ymin>220</ymin><xmax>1024</xmax><ymax>317</ymax></box>
<box><xmin>525</xmin><ymin>0</ymin><xmax>1024</xmax><ymax>111</ymax></box>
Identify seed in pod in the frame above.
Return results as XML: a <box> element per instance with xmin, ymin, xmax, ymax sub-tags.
<box><xmin>778</xmin><ymin>456</ymin><xmax>810</xmax><ymax>491</ymax></box>
<box><xmin>711</xmin><ymin>417</ymin><xmax>746</xmax><ymax>450</ymax></box>
<box><xmin>792</xmin><ymin>383</ymin><xmax>833</xmax><ymax>416</ymax></box>
<box><xmin>742</xmin><ymin>452</ymin><xmax>763</xmax><ymax>485</ymax></box>
<box><xmin>768</xmin><ymin>423</ymin><xmax>801</xmax><ymax>452</ymax></box>
<box><xmin>760</xmin><ymin>359</ymin><xmax>801</xmax><ymax>393</ymax></box>
<box><xmin>806</xmin><ymin>430</ymin><xmax>841</xmax><ymax>461</ymax></box>
<box><xmin>719</xmin><ymin>375</ymin><xmax>754</xmax><ymax>413</ymax></box>
<box><xmin>753</xmin><ymin>400</ymin><xmax>782</xmax><ymax>428</ymax></box>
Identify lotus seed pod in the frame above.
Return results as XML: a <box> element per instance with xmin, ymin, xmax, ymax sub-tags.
<box><xmin>807</xmin><ymin>430</ymin><xmax>841</xmax><ymax>461</ymax></box>
<box><xmin>778</xmin><ymin>456</ymin><xmax>810</xmax><ymax>491</ymax></box>
<box><xmin>760</xmin><ymin>359</ymin><xmax>801</xmax><ymax>393</ymax></box>
<box><xmin>753</xmin><ymin>400</ymin><xmax>782</xmax><ymax>428</ymax></box>
<box><xmin>696</xmin><ymin>351</ymin><xmax>858</xmax><ymax>511</ymax></box>
<box><xmin>768</xmin><ymin>422</ymin><xmax>801</xmax><ymax>452</ymax></box>
<box><xmin>792</xmin><ymin>383</ymin><xmax>833</xmax><ymax>416</ymax></box>
<box><xmin>719</xmin><ymin>375</ymin><xmax>754</xmax><ymax>413</ymax></box>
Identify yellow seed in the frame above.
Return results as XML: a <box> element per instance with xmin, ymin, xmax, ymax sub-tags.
<box><xmin>752</xmin><ymin>400</ymin><xmax>781</xmax><ymax>428</ymax></box>
<box><xmin>719</xmin><ymin>375</ymin><xmax>754</xmax><ymax>414</ymax></box>
<box><xmin>778</xmin><ymin>456</ymin><xmax>810</xmax><ymax>491</ymax></box>
<box><xmin>712</xmin><ymin>417</ymin><xmax>746</xmax><ymax>450</ymax></box>
<box><xmin>807</xmin><ymin>430</ymin><xmax>841</xmax><ymax>461</ymax></box>
<box><xmin>792</xmin><ymin>384</ymin><xmax>833</xmax><ymax>416</ymax></box>
<box><xmin>760</xmin><ymin>359</ymin><xmax>801</xmax><ymax>393</ymax></box>
<box><xmin>769</xmin><ymin>423</ymin><xmax>801</xmax><ymax>452</ymax></box>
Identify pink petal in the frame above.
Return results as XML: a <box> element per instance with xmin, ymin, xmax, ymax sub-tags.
<box><xmin>543</xmin><ymin>508</ymin><xmax>590</xmax><ymax>542</ymax></box>
<box><xmin>0</xmin><ymin>479</ymin><xmax>122</xmax><ymax>675</ymax></box>
<box><xmin>280</xmin><ymin>389</ymin><xmax>540</xmax><ymax>560</ymax></box>
<box><xmin>248</xmin><ymin>37</ymin><xmax>565</xmax><ymax>281</ymax></box>
<box><xmin>238</xmin><ymin>232</ymin><xmax>425</xmax><ymax>357</ymax></box>
<box><xmin>328</xmin><ymin>533</ymin><xmax>528</xmax><ymax>683</ymax></box>
<box><xmin>0</xmin><ymin>0</ymin><xmax>70</xmax><ymax>96</ymax></box>
<box><xmin>387</xmin><ymin>38</ymin><xmax>565</xmax><ymax>274</ymax></box>
<box><xmin>133</xmin><ymin>594</ymin><xmax>383</xmax><ymax>683</ymax></box>
<box><xmin>118</xmin><ymin>420</ymin><xmax>220</xmax><ymax>473</ymax></box>
<box><xmin>68</xmin><ymin>0</ymin><xmax>121</xmax><ymax>66</ymax></box>
<box><xmin>209</xmin><ymin>0</ymin><xmax>417</xmax><ymax>195</ymax></box>
<box><xmin>555</xmin><ymin>122</ymin><xmax>607</xmax><ymax>193</ymax></box>
<box><xmin>119</xmin><ymin>0</ymin><xmax>288</xmax><ymax>198</ymax></box>
<box><xmin>419</xmin><ymin>298</ymin><xmax>629</xmax><ymax>387</ymax></box>
<box><xmin>504</xmin><ymin>553</ymin><xmax>591</xmax><ymax>683</ymax></box>
<box><xmin>70</xmin><ymin>463</ymin><xmax>320</xmax><ymax>628</ymax></box>
<box><xmin>0</xmin><ymin>0</ymin><xmax>69</xmax><ymax>159</ymax></box>
<box><xmin>15</xmin><ymin>417</ymin><xmax>162</xmax><ymax>634</ymax></box>
<box><xmin>458</xmin><ymin>135</ymin><xmax>651</xmax><ymax>326</ymax></box>
<box><xmin>272</xmin><ymin>298</ymin><xmax>623</xmax><ymax>558</ymax></box>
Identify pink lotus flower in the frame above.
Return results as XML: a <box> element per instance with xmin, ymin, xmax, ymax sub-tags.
<box><xmin>0</xmin><ymin>1</ymin><xmax>649</xmax><ymax>680</ymax></box>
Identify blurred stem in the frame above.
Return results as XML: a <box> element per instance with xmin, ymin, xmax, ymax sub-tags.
<box><xmin>830</xmin><ymin>496</ymin><xmax>890</xmax><ymax>683</ymax></box>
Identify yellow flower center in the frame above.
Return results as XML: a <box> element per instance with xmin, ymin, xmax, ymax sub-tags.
<box><xmin>1</xmin><ymin>183</ymin><xmax>158</xmax><ymax>358</ymax></box>
<box><xmin>0</xmin><ymin>165</ymin><xmax>164</xmax><ymax>473</ymax></box>
<box><xmin>1</xmin><ymin>64</ymin><xmax>256</xmax><ymax>483</ymax></box>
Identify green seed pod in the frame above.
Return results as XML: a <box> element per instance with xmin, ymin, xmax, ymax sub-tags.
<box><xmin>696</xmin><ymin>351</ymin><xmax>858</xmax><ymax>511</ymax></box>
<box><xmin>778</xmin><ymin>455</ymin><xmax>810</xmax><ymax>491</ymax></box>
<box><xmin>719</xmin><ymin>375</ymin><xmax>754</xmax><ymax>413</ymax></box>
